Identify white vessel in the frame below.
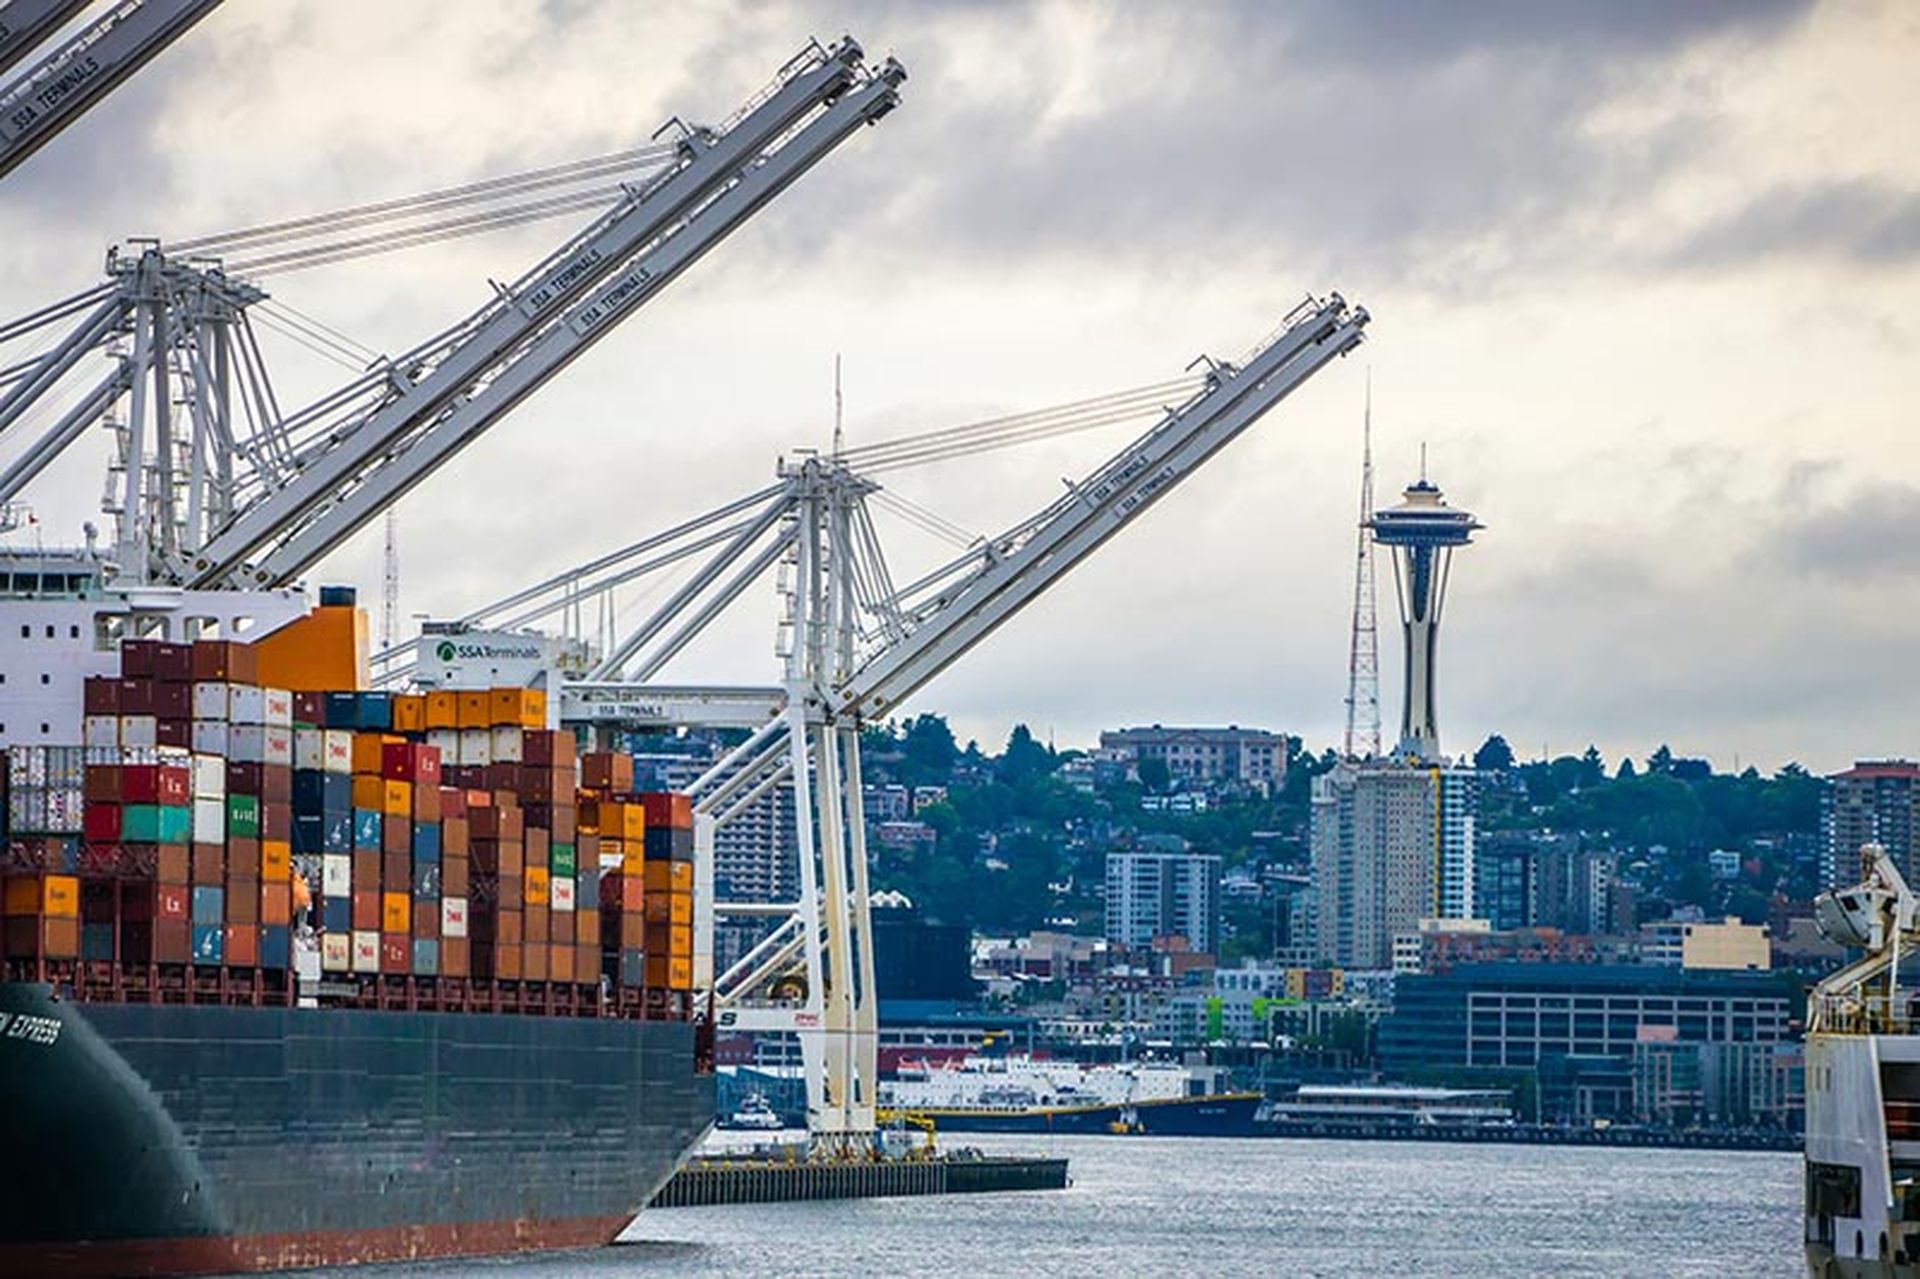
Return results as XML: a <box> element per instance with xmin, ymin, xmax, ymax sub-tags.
<box><xmin>880</xmin><ymin>1054</ymin><xmax>1260</xmax><ymax>1135</ymax></box>
<box><xmin>722</xmin><ymin>1093</ymin><xmax>786</xmax><ymax>1131</ymax></box>
<box><xmin>1806</xmin><ymin>844</ymin><xmax>1920</xmax><ymax>1276</ymax></box>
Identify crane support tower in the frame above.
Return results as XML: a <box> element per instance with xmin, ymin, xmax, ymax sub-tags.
<box><xmin>390</xmin><ymin>294</ymin><xmax>1371</xmax><ymax>1149</ymax></box>
<box><xmin>0</xmin><ymin>0</ymin><xmax>222</xmax><ymax>180</ymax></box>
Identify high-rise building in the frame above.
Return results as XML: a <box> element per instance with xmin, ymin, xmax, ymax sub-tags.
<box><xmin>1367</xmin><ymin>473</ymin><xmax>1481</xmax><ymax>763</ymax></box>
<box><xmin>1104</xmin><ymin>849</ymin><xmax>1223</xmax><ymax>956</ymax></box>
<box><xmin>1824</xmin><ymin>760</ymin><xmax>1920</xmax><ymax>887</ymax></box>
<box><xmin>1313</xmin><ymin>762</ymin><xmax>1479</xmax><ymax>969</ymax></box>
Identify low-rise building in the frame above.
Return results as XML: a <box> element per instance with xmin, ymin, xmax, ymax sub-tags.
<box><xmin>1099</xmin><ymin>724</ymin><xmax>1286</xmax><ymax>793</ymax></box>
<box><xmin>1639</xmin><ymin>917</ymin><xmax>1771</xmax><ymax>971</ymax></box>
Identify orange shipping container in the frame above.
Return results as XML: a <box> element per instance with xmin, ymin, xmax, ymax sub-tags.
<box><xmin>424</xmin><ymin>690</ymin><xmax>459</xmax><ymax>729</ymax></box>
<box><xmin>549</xmin><ymin>943</ymin><xmax>574</xmax><ymax>984</ymax></box>
<box><xmin>644</xmin><ymin>955</ymin><xmax>693</xmax><ymax>990</ymax></box>
<box><xmin>523</xmin><ymin>866</ymin><xmax>550</xmax><ymax>906</ymax></box>
<box><xmin>642</xmin><ymin>861</ymin><xmax>693</xmax><ymax>893</ymax></box>
<box><xmin>251</xmin><ymin>603</ymin><xmax>368</xmax><ymax>692</ymax></box>
<box><xmin>381</xmin><ymin>891</ymin><xmax>411</xmax><ymax>933</ymax></box>
<box><xmin>260</xmin><ymin>840</ymin><xmax>292</xmax><ymax>880</ymax></box>
<box><xmin>522</xmin><ymin>942</ymin><xmax>548</xmax><ymax>982</ymax></box>
<box><xmin>260</xmin><ymin>882</ymin><xmax>291</xmax><ymax>926</ymax></box>
<box><xmin>351</xmin><ymin>733</ymin><xmax>395</xmax><ymax>776</ymax></box>
<box><xmin>643</xmin><ymin>893</ymin><xmax>692</xmax><ymax>926</ymax></box>
<box><xmin>3</xmin><ymin>873</ymin><xmax>78</xmax><ymax>918</ymax></box>
<box><xmin>382</xmin><ymin>780</ymin><xmax>411</xmax><ymax>817</ymax></box>
<box><xmin>393</xmin><ymin>694</ymin><xmax>427</xmax><ymax>732</ymax></box>
<box><xmin>489</xmin><ymin>687</ymin><xmax>546</xmax><ymax>729</ymax></box>
<box><xmin>456</xmin><ymin>690</ymin><xmax>490</xmax><ymax>728</ymax></box>
<box><xmin>351</xmin><ymin>776</ymin><xmax>386</xmax><ymax>811</ymax></box>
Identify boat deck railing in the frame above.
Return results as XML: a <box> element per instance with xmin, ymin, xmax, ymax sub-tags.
<box><xmin>1809</xmin><ymin>989</ymin><xmax>1917</xmax><ymax>1036</ymax></box>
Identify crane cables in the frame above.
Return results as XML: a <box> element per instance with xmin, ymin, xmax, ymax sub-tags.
<box><xmin>831</xmin><ymin>375</ymin><xmax>1207</xmax><ymax>475</ymax></box>
<box><xmin>163</xmin><ymin>141</ymin><xmax>682</xmax><ymax>277</ymax></box>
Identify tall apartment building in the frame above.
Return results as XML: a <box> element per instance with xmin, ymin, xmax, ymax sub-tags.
<box><xmin>1312</xmin><ymin>760</ymin><xmax>1479</xmax><ymax>969</ymax></box>
<box><xmin>1104</xmin><ymin>849</ymin><xmax>1223</xmax><ymax>956</ymax></box>
<box><xmin>1098</xmin><ymin>725</ymin><xmax>1285</xmax><ymax>792</ymax></box>
<box><xmin>1824</xmin><ymin>760</ymin><xmax>1920</xmax><ymax>887</ymax></box>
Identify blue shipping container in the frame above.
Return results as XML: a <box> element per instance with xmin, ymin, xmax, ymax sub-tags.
<box><xmin>191</xmin><ymin>923</ymin><xmax>224</xmax><ymax>966</ymax></box>
<box><xmin>190</xmin><ymin>886</ymin><xmax>225</xmax><ymax>925</ymax></box>
<box><xmin>411</xmin><ymin>822</ymin><xmax>441</xmax><ymax>861</ymax></box>
<box><xmin>353</xmin><ymin>808</ymin><xmax>382</xmax><ymax>850</ymax></box>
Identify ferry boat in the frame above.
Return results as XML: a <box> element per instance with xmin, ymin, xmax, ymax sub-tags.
<box><xmin>1805</xmin><ymin>843</ymin><xmax>1920</xmax><ymax>1277</ymax></box>
<box><xmin>879</xmin><ymin>1054</ymin><xmax>1261</xmax><ymax>1136</ymax></box>
<box><xmin>720</xmin><ymin>1093</ymin><xmax>786</xmax><ymax>1131</ymax></box>
<box><xmin>1260</xmin><ymin>1084</ymin><xmax>1514</xmax><ymax>1132</ymax></box>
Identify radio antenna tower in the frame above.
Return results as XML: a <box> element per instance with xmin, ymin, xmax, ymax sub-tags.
<box><xmin>1343</xmin><ymin>371</ymin><xmax>1382</xmax><ymax>760</ymax></box>
<box><xmin>381</xmin><ymin>509</ymin><xmax>399</xmax><ymax>649</ymax></box>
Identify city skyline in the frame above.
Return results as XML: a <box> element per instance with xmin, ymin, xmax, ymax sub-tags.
<box><xmin>1</xmin><ymin>2</ymin><xmax>1914</xmax><ymax>773</ymax></box>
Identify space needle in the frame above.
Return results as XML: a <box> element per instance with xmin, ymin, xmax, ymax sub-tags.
<box><xmin>1367</xmin><ymin>465</ymin><xmax>1482</xmax><ymax>763</ymax></box>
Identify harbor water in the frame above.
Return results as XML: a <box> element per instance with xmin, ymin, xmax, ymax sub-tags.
<box><xmin>294</xmin><ymin>1132</ymin><xmax>1803</xmax><ymax>1277</ymax></box>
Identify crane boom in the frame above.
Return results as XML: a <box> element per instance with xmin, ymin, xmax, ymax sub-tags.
<box><xmin>832</xmin><ymin>294</ymin><xmax>1368</xmax><ymax>721</ymax></box>
<box><xmin>186</xmin><ymin>38</ymin><xmax>903</xmax><ymax>590</ymax></box>
<box><xmin>0</xmin><ymin>1</ymin><xmax>90</xmax><ymax>77</ymax></box>
<box><xmin>0</xmin><ymin>0</ymin><xmax>220</xmax><ymax>180</ymax></box>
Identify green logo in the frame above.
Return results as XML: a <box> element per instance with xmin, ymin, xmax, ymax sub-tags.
<box><xmin>435</xmin><ymin>640</ymin><xmax>456</xmax><ymax>662</ymax></box>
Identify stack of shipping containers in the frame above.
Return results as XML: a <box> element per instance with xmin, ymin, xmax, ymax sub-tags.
<box><xmin>1</xmin><ymin>636</ymin><xmax>698</xmax><ymax>1018</ymax></box>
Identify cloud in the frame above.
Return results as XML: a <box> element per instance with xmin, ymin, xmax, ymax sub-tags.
<box><xmin>1665</xmin><ymin>178</ymin><xmax>1920</xmax><ymax>268</ymax></box>
<box><xmin>1771</xmin><ymin>482</ymin><xmax>1920</xmax><ymax>580</ymax></box>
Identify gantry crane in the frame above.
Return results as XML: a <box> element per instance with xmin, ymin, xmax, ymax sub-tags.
<box><xmin>0</xmin><ymin>0</ymin><xmax>222</xmax><ymax>180</ymax></box>
<box><xmin>0</xmin><ymin>37</ymin><xmax>905</xmax><ymax>599</ymax></box>
<box><xmin>390</xmin><ymin>294</ymin><xmax>1370</xmax><ymax>1148</ymax></box>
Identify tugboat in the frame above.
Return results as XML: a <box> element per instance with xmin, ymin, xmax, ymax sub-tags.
<box><xmin>1806</xmin><ymin>843</ymin><xmax>1920</xmax><ymax>1276</ymax></box>
<box><xmin>720</xmin><ymin>1093</ymin><xmax>786</xmax><ymax>1132</ymax></box>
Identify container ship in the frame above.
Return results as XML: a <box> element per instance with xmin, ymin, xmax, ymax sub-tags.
<box><xmin>0</xmin><ymin>588</ymin><xmax>714</xmax><ymax>1275</ymax></box>
<box><xmin>880</xmin><ymin>1054</ymin><xmax>1261</xmax><ymax>1136</ymax></box>
<box><xmin>1804</xmin><ymin>844</ymin><xmax>1920</xmax><ymax>1277</ymax></box>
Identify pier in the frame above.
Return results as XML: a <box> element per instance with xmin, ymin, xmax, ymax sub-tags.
<box><xmin>649</xmin><ymin>1151</ymin><xmax>1070</xmax><ymax>1208</ymax></box>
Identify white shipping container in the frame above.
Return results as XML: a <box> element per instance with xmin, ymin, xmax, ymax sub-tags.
<box><xmin>441</xmin><ymin>897</ymin><xmax>468</xmax><ymax>938</ymax></box>
<box><xmin>46</xmin><ymin>787</ymin><xmax>83</xmax><ymax>832</ymax></box>
<box><xmin>261</xmin><ymin>726</ymin><xmax>293</xmax><ymax>766</ymax></box>
<box><xmin>192</xmin><ymin>720</ymin><xmax>230</xmax><ymax>757</ymax></box>
<box><xmin>119</xmin><ymin>715</ymin><xmax>158</xmax><ymax>748</ymax></box>
<box><xmin>457</xmin><ymin>729</ymin><xmax>492</xmax><ymax>766</ymax></box>
<box><xmin>322</xmin><ymin>730</ymin><xmax>354</xmax><ymax>774</ymax></box>
<box><xmin>321</xmin><ymin>933</ymin><xmax>351</xmax><ymax>972</ymax></box>
<box><xmin>227</xmin><ymin>725</ymin><xmax>264</xmax><ymax>763</ymax></box>
<box><xmin>262</xmin><ymin>687</ymin><xmax>293</xmax><ymax>727</ymax></box>
<box><xmin>426</xmin><ymin>728</ymin><xmax>460</xmax><ymax>764</ymax></box>
<box><xmin>191</xmin><ymin>682</ymin><xmax>230</xmax><ymax>720</ymax></box>
<box><xmin>321</xmin><ymin>853</ymin><xmax>352</xmax><ymax>897</ymax></box>
<box><xmin>190</xmin><ymin>754</ymin><xmax>226</xmax><ymax>799</ymax></box>
<box><xmin>292</xmin><ymin>729</ymin><xmax>326</xmax><ymax>771</ymax></box>
<box><xmin>228</xmin><ymin>684</ymin><xmax>265</xmax><ymax>725</ymax></box>
<box><xmin>351</xmin><ymin>931</ymin><xmax>380</xmax><ymax>974</ymax></box>
<box><xmin>489</xmin><ymin>726</ymin><xmax>524</xmax><ymax>763</ymax></box>
<box><xmin>192</xmin><ymin>796</ymin><xmax>226</xmax><ymax>842</ymax></box>
<box><xmin>550</xmin><ymin>876</ymin><xmax>575</xmax><ymax>913</ymax></box>
<box><xmin>82</xmin><ymin>715</ymin><xmax>118</xmax><ymax>748</ymax></box>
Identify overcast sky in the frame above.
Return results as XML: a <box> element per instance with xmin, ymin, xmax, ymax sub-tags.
<box><xmin>3</xmin><ymin>0</ymin><xmax>1916</xmax><ymax>774</ymax></box>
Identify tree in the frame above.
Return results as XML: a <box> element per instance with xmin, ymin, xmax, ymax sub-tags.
<box><xmin>1648</xmin><ymin>744</ymin><xmax>1674</xmax><ymax>775</ymax></box>
<box><xmin>1617</xmin><ymin>757</ymin><xmax>1638</xmax><ymax>780</ymax></box>
<box><xmin>899</xmin><ymin>714</ymin><xmax>958</xmax><ymax>783</ymax></box>
<box><xmin>1579</xmin><ymin>746</ymin><xmax>1606</xmax><ymax>787</ymax></box>
<box><xmin>1474</xmin><ymin>734</ymin><xmax>1515</xmax><ymax>773</ymax></box>
<box><xmin>1137</xmin><ymin>756</ymin><xmax>1171</xmax><ymax>794</ymax></box>
<box><xmin>999</xmin><ymin>723</ymin><xmax>1053</xmax><ymax>787</ymax></box>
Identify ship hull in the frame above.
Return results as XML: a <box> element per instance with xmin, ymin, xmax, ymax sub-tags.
<box><xmin>1804</xmin><ymin>1033</ymin><xmax>1920</xmax><ymax>1278</ymax></box>
<box><xmin>0</xmin><ymin>981</ymin><xmax>713</xmax><ymax>1275</ymax></box>
<box><xmin>902</xmin><ymin>1093</ymin><xmax>1262</xmax><ymax>1137</ymax></box>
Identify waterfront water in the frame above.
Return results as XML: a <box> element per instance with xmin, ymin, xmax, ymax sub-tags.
<box><xmin>311</xmin><ymin>1133</ymin><xmax>1802</xmax><ymax>1277</ymax></box>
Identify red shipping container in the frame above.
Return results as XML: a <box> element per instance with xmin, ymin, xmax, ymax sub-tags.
<box><xmin>83</xmin><ymin>804</ymin><xmax>121</xmax><ymax>842</ymax></box>
<box><xmin>156</xmin><ymin>720</ymin><xmax>193</xmax><ymax>750</ymax></box>
<box><xmin>381</xmin><ymin>817</ymin><xmax>410</xmax><ymax>856</ymax></box>
<box><xmin>522</xmin><ymin>942</ymin><xmax>548</xmax><ymax>982</ymax></box>
<box><xmin>640</xmin><ymin>793</ymin><xmax>693</xmax><ymax>831</ymax></box>
<box><xmin>438</xmin><ymin>787</ymin><xmax>468</xmax><ymax>820</ymax></box>
<box><xmin>157</xmin><ymin>883</ymin><xmax>189</xmax><ymax>922</ymax></box>
<box><xmin>225</xmin><ymin>924</ymin><xmax>260</xmax><ymax>967</ymax></box>
<box><xmin>381</xmin><ymin>741</ymin><xmax>434</xmax><ymax>785</ymax></box>
<box><xmin>379</xmin><ymin>934</ymin><xmax>410</xmax><ymax>974</ymax></box>
<box><xmin>412</xmin><ymin>909</ymin><xmax>436</xmax><ymax>941</ymax></box>
<box><xmin>581</xmin><ymin>752</ymin><xmax>634</xmax><ymax>793</ymax></box>
<box><xmin>153</xmin><ymin>683</ymin><xmax>191</xmax><ymax>720</ymax></box>
<box><xmin>412</xmin><ymin>785</ymin><xmax>441</xmax><ymax>824</ymax></box>
<box><xmin>120</xmin><ymin>639</ymin><xmax>159</xmax><ymax>677</ymax></box>
<box><xmin>261</xmin><ymin>882</ymin><xmax>291</xmax><ymax>926</ymax></box>
<box><xmin>381</xmin><ymin>851</ymin><xmax>410</xmax><ymax>888</ymax></box>
<box><xmin>191</xmin><ymin>842</ymin><xmax>225</xmax><ymax>884</ymax></box>
<box><xmin>152</xmin><ymin>642</ymin><xmax>193</xmax><ymax>682</ymax></box>
<box><xmin>260</xmin><ymin>804</ymin><xmax>292</xmax><ymax>841</ymax></box>
<box><xmin>292</xmin><ymin>692</ymin><xmax>324</xmax><ymax>725</ymax></box>
<box><xmin>84</xmin><ymin>765</ymin><xmax>121</xmax><ymax>802</ymax></box>
<box><xmin>442</xmin><ymin>817</ymin><xmax>470</xmax><ymax>857</ymax></box>
<box><xmin>224</xmin><ymin>880</ymin><xmax>259</xmax><ymax>925</ymax></box>
<box><xmin>83</xmin><ymin>676</ymin><xmax>122</xmax><ymax>715</ymax></box>
<box><xmin>442</xmin><ymin>857</ymin><xmax>469</xmax><ymax>898</ymax></box>
<box><xmin>599</xmin><ymin>872</ymin><xmax>642</xmax><ymax>913</ymax></box>
<box><xmin>483</xmin><ymin>762</ymin><xmax>520</xmax><ymax>792</ymax></box>
<box><xmin>521</xmin><ymin>730</ymin><xmax>575</xmax><ymax>769</ymax></box>
<box><xmin>441</xmin><ymin>936</ymin><xmax>470</xmax><ymax>977</ymax></box>
<box><xmin>351</xmin><ymin>889</ymin><xmax>381</xmax><ymax>931</ymax></box>
<box><xmin>352</xmin><ymin>852</ymin><xmax>381</xmax><ymax>893</ymax></box>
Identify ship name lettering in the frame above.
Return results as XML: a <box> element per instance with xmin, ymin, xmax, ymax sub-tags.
<box><xmin>3</xmin><ymin>1013</ymin><xmax>60</xmax><ymax>1046</ymax></box>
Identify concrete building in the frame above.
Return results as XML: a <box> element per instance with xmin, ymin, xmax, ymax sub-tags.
<box><xmin>1313</xmin><ymin>761</ymin><xmax>1480</xmax><ymax>969</ymax></box>
<box><xmin>1104</xmin><ymin>849</ymin><xmax>1223</xmax><ymax>956</ymax></box>
<box><xmin>1824</xmin><ymin>760</ymin><xmax>1920</xmax><ymax>887</ymax></box>
<box><xmin>1639</xmin><ymin>917</ymin><xmax>1771</xmax><ymax>971</ymax></box>
<box><xmin>1379</xmin><ymin>963</ymin><xmax>1796</xmax><ymax>1096</ymax></box>
<box><xmin>1098</xmin><ymin>725</ymin><xmax>1285</xmax><ymax>792</ymax></box>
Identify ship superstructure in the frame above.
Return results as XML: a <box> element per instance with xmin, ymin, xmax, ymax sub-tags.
<box><xmin>1805</xmin><ymin>843</ymin><xmax>1920</xmax><ymax>1276</ymax></box>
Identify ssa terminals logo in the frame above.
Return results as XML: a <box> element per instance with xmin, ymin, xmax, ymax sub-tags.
<box><xmin>435</xmin><ymin>640</ymin><xmax>457</xmax><ymax>662</ymax></box>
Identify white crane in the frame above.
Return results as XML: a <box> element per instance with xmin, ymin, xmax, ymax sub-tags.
<box><xmin>0</xmin><ymin>37</ymin><xmax>906</xmax><ymax>596</ymax></box>
<box><xmin>0</xmin><ymin>0</ymin><xmax>222</xmax><ymax>180</ymax></box>
<box><xmin>391</xmin><ymin>294</ymin><xmax>1370</xmax><ymax>1149</ymax></box>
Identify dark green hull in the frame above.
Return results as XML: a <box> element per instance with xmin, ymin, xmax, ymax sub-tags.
<box><xmin>0</xmin><ymin>982</ymin><xmax>712</xmax><ymax>1274</ymax></box>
